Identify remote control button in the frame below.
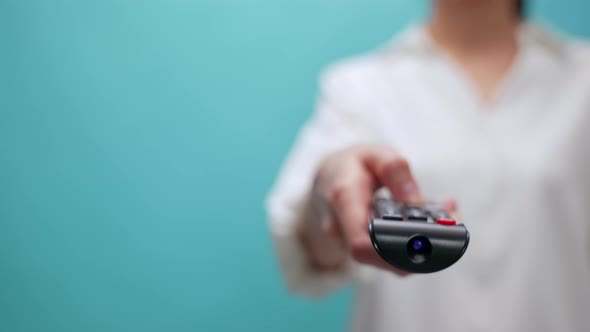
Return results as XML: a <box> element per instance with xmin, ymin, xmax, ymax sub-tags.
<box><xmin>429</xmin><ymin>209</ymin><xmax>451</xmax><ymax>220</ymax></box>
<box><xmin>436</xmin><ymin>218</ymin><xmax>457</xmax><ymax>226</ymax></box>
<box><xmin>404</xmin><ymin>206</ymin><xmax>428</xmax><ymax>222</ymax></box>
<box><xmin>374</xmin><ymin>199</ymin><xmax>402</xmax><ymax>219</ymax></box>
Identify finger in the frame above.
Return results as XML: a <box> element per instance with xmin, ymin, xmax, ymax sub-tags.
<box><xmin>328</xmin><ymin>171</ymin><xmax>411</xmax><ymax>276</ymax></box>
<box><xmin>329</xmin><ymin>181</ymin><xmax>373</xmax><ymax>244</ymax></box>
<box><xmin>377</xmin><ymin>157</ymin><xmax>423</xmax><ymax>205</ymax></box>
<box><xmin>356</xmin><ymin>146</ymin><xmax>423</xmax><ymax>203</ymax></box>
<box><xmin>442</xmin><ymin>198</ymin><xmax>461</xmax><ymax>220</ymax></box>
<box><xmin>322</xmin><ymin>217</ymin><xmax>343</xmax><ymax>240</ymax></box>
<box><xmin>442</xmin><ymin>198</ymin><xmax>457</xmax><ymax>214</ymax></box>
<box><xmin>359</xmin><ymin>146</ymin><xmax>423</xmax><ymax>204</ymax></box>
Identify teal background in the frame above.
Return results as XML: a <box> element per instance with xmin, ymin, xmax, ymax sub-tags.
<box><xmin>1</xmin><ymin>1</ymin><xmax>589</xmax><ymax>331</ymax></box>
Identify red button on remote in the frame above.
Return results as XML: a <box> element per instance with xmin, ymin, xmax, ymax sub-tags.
<box><xmin>436</xmin><ymin>218</ymin><xmax>457</xmax><ymax>226</ymax></box>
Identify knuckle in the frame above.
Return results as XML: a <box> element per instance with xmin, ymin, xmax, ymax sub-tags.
<box><xmin>329</xmin><ymin>183</ymin><xmax>352</xmax><ymax>206</ymax></box>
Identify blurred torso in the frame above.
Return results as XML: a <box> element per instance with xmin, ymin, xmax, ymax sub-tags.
<box><xmin>341</xmin><ymin>23</ymin><xmax>590</xmax><ymax>332</ymax></box>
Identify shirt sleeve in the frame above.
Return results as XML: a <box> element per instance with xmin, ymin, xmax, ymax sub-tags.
<box><xmin>264</xmin><ymin>64</ymin><xmax>380</xmax><ymax>297</ymax></box>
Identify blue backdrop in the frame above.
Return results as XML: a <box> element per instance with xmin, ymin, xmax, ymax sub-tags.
<box><xmin>1</xmin><ymin>1</ymin><xmax>589</xmax><ymax>331</ymax></box>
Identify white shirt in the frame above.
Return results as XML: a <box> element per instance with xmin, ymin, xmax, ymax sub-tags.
<box><xmin>265</xmin><ymin>22</ymin><xmax>590</xmax><ymax>332</ymax></box>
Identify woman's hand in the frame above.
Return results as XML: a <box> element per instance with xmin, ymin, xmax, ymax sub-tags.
<box><xmin>300</xmin><ymin>145</ymin><xmax>426</xmax><ymax>274</ymax></box>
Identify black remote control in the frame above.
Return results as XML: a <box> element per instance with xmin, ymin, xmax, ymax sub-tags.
<box><xmin>368</xmin><ymin>196</ymin><xmax>470</xmax><ymax>273</ymax></box>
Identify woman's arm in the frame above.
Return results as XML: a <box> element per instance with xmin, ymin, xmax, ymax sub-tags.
<box><xmin>265</xmin><ymin>63</ymin><xmax>422</xmax><ymax>296</ymax></box>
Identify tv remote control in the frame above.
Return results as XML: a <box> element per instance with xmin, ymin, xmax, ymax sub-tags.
<box><xmin>369</xmin><ymin>196</ymin><xmax>470</xmax><ymax>273</ymax></box>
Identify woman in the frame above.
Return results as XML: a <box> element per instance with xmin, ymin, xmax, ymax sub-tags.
<box><xmin>266</xmin><ymin>1</ymin><xmax>590</xmax><ymax>331</ymax></box>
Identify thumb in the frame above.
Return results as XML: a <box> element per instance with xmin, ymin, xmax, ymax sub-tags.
<box><xmin>361</xmin><ymin>146</ymin><xmax>423</xmax><ymax>204</ymax></box>
<box><xmin>377</xmin><ymin>157</ymin><xmax>423</xmax><ymax>205</ymax></box>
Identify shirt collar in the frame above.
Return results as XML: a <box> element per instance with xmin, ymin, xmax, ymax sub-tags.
<box><xmin>519</xmin><ymin>22</ymin><xmax>568</xmax><ymax>59</ymax></box>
